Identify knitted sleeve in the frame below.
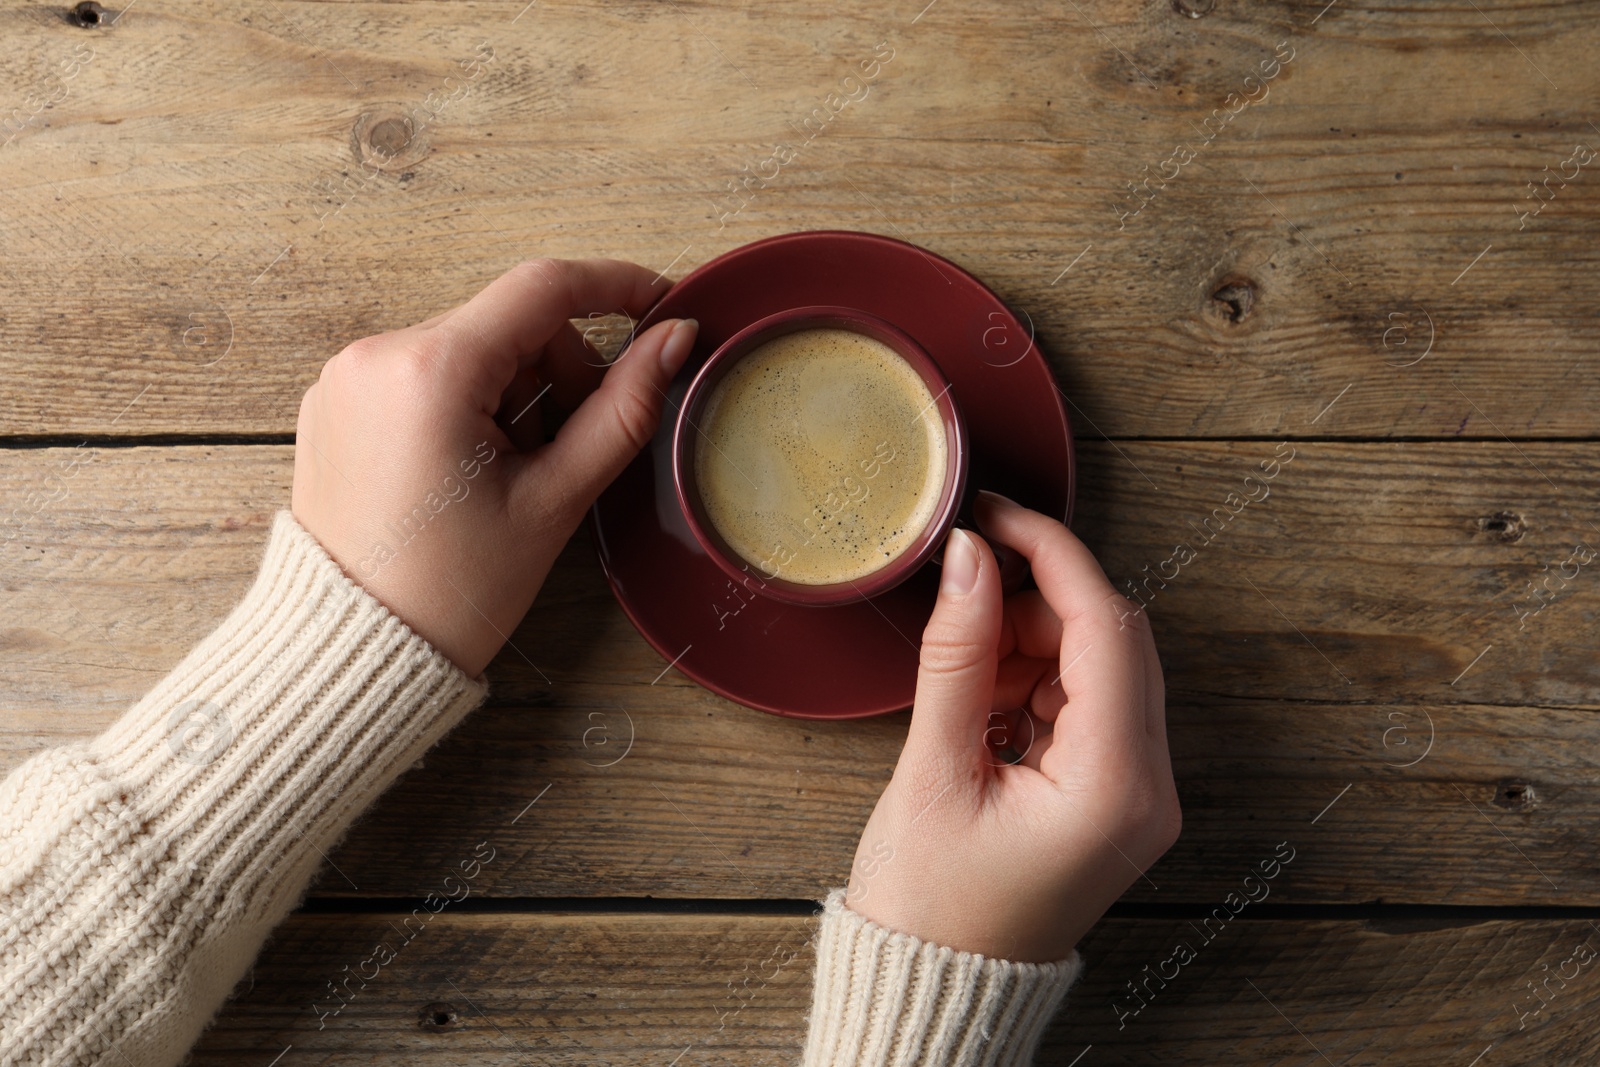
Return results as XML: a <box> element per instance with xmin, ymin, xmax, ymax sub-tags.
<box><xmin>0</xmin><ymin>509</ymin><xmax>488</xmax><ymax>1066</ymax></box>
<box><xmin>801</xmin><ymin>888</ymin><xmax>1084</xmax><ymax>1067</ymax></box>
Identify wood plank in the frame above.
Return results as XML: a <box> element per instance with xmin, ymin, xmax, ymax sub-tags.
<box><xmin>1</xmin><ymin>2</ymin><xmax>1598</xmax><ymax>436</ymax></box>
<box><xmin>3</xmin><ymin>442</ymin><xmax>1599</xmax><ymax>903</ymax></box>
<box><xmin>1075</xmin><ymin>439</ymin><xmax>1600</xmax><ymax>708</ymax></box>
<box><xmin>5</xmin><ymin>441</ymin><xmax>1597</xmax><ymax>716</ymax></box>
<box><xmin>328</xmin><ymin>696</ymin><xmax>1600</xmax><ymax>907</ymax></box>
<box><xmin>190</xmin><ymin>911</ymin><xmax>1600</xmax><ymax>1065</ymax></box>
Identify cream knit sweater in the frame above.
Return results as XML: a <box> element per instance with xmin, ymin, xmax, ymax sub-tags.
<box><xmin>0</xmin><ymin>510</ymin><xmax>1082</xmax><ymax>1066</ymax></box>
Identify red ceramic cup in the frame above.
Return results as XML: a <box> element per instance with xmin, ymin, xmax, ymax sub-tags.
<box><xmin>672</xmin><ymin>306</ymin><xmax>969</xmax><ymax>608</ymax></box>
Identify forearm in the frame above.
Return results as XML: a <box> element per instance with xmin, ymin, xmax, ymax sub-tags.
<box><xmin>0</xmin><ymin>510</ymin><xmax>487</xmax><ymax>1066</ymax></box>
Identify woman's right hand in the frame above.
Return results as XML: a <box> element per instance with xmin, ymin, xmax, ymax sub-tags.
<box><xmin>290</xmin><ymin>257</ymin><xmax>697</xmax><ymax>678</ymax></box>
<box><xmin>842</xmin><ymin>490</ymin><xmax>1181</xmax><ymax>963</ymax></box>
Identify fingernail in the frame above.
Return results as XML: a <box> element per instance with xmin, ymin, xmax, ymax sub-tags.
<box><xmin>941</xmin><ymin>527</ymin><xmax>979</xmax><ymax>596</ymax></box>
<box><xmin>660</xmin><ymin>318</ymin><xmax>699</xmax><ymax>373</ymax></box>
<box><xmin>975</xmin><ymin>489</ymin><xmax>1020</xmax><ymax>511</ymax></box>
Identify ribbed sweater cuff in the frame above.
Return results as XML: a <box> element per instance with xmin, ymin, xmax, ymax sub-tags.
<box><xmin>801</xmin><ymin>888</ymin><xmax>1083</xmax><ymax>1067</ymax></box>
<box><xmin>0</xmin><ymin>509</ymin><xmax>489</xmax><ymax>1063</ymax></box>
<box><xmin>86</xmin><ymin>509</ymin><xmax>489</xmax><ymax>878</ymax></box>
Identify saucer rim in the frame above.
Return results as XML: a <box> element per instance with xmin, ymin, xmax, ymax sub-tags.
<box><xmin>588</xmin><ymin>228</ymin><xmax>1075</xmax><ymax>719</ymax></box>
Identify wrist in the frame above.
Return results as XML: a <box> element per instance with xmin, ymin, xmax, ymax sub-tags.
<box><xmin>846</xmin><ymin>861</ymin><xmax>1085</xmax><ymax>964</ymax></box>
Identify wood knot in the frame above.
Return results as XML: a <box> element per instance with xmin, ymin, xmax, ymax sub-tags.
<box><xmin>352</xmin><ymin>108</ymin><xmax>430</xmax><ymax>170</ymax></box>
<box><xmin>368</xmin><ymin>118</ymin><xmax>413</xmax><ymax>158</ymax></box>
<box><xmin>1478</xmin><ymin>510</ymin><xmax>1526</xmax><ymax>543</ymax></box>
<box><xmin>1492</xmin><ymin>780</ymin><xmax>1537</xmax><ymax>812</ymax></box>
<box><xmin>419</xmin><ymin>1002</ymin><xmax>459</xmax><ymax>1030</ymax></box>
<box><xmin>67</xmin><ymin>1</ymin><xmax>105</xmax><ymax>26</ymax></box>
<box><xmin>1210</xmin><ymin>278</ymin><xmax>1255</xmax><ymax>324</ymax></box>
<box><xmin>1172</xmin><ymin>0</ymin><xmax>1214</xmax><ymax>15</ymax></box>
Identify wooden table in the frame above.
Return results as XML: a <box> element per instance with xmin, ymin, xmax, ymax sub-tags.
<box><xmin>4</xmin><ymin>0</ymin><xmax>1598</xmax><ymax>1062</ymax></box>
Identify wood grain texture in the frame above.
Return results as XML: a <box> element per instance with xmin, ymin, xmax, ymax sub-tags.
<box><xmin>1</xmin><ymin>1</ymin><xmax>1598</xmax><ymax>436</ymax></box>
<box><xmin>4</xmin><ymin>443</ymin><xmax>1598</xmax><ymax>903</ymax></box>
<box><xmin>5</xmin><ymin>3</ymin><xmax>1600</xmax><ymax>1060</ymax></box>
<box><xmin>305</xmin><ymin>696</ymin><xmax>1600</xmax><ymax>906</ymax></box>
<box><xmin>6</xmin><ymin>442</ymin><xmax>1597</xmax><ymax>717</ymax></box>
<box><xmin>190</xmin><ymin>911</ymin><xmax>1600</xmax><ymax>1065</ymax></box>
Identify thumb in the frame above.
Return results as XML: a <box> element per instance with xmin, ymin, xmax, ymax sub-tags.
<box><xmin>905</xmin><ymin>527</ymin><xmax>1005</xmax><ymax>768</ymax></box>
<box><xmin>516</xmin><ymin>317</ymin><xmax>699</xmax><ymax>525</ymax></box>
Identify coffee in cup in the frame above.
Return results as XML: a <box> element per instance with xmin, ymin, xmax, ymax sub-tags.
<box><xmin>692</xmin><ymin>327</ymin><xmax>949</xmax><ymax>585</ymax></box>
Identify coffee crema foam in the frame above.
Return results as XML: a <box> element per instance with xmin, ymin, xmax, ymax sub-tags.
<box><xmin>694</xmin><ymin>327</ymin><xmax>948</xmax><ymax>585</ymax></box>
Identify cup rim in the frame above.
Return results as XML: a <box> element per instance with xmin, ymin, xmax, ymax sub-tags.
<box><xmin>671</xmin><ymin>304</ymin><xmax>969</xmax><ymax>608</ymax></box>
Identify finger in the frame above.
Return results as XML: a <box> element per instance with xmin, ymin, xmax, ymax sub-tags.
<box><xmin>983</xmin><ymin>706</ymin><xmax>1030</xmax><ymax>762</ymax></box>
<box><xmin>539</xmin><ymin>320</ymin><xmax>607</xmax><ymax>415</ymax></box>
<box><xmin>1028</xmin><ymin>669</ymin><xmax>1068</xmax><ymax>723</ymax></box>
<box><xmin>437</xmin><ymin>257</ymin><xmax>670</xmax><ymax>408</ymax></box>
<box><xmin>1111</xmin><ymin>587</ymin><xmax>1164</xmax><ymax>740</ymax></box>
<box><xmin>493</xmin><ymin>363</ymin><xmax>547</xmax><ymax>452</ymax></box>
<box><xmin>514</xmin><ymin>317</ymin><xmax>698</xmax><ymax>528</ymax></box>
<box><xmin>982</xmin><ymin>706</ymin><xmax>1054</xmax><ymax>772</ymax></box>
<box><xmin>1004</xmin><ymin>589</ymin><xmax>1065</xmax><ymax>660</ymax></box>
<box><xmin>974</xmin><ymin>491</ymin><xmax>1155</xmax><ymax>751</ymax></box>
<box><xmin>992</xmin><ymin>656</ymin><xmax>1069</xmax><ymax>723</ymax></box>
<box><xmin>903</xmin><ymin>528</ymin><xmax>1005</xmax><ymax>771</ymax></box>
<box><xmin>1015</xmin><ymin>712</ymin><xmax>1055</xmax><ymax>773</ymax></box>
<box><xmin>415</xmin><ymin>304</ymin><xmax>461</xmax><ymax>330</ymax></box>
<box><xmin>997</xmin><ymin>603</ymin><xmax>1016</xmax><ymax>659</ymax></box>
<box><xmin>354</xmin><ymin>299</ymin><xmax>465</xmax><ymax>351</ymax></box>
<box><xmin>992</xmin><ymin>652</ymin><xmax>1051</xmax><ymax>712</ymax></box>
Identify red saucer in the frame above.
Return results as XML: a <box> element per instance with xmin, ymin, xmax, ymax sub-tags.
<box><xmin>589</xmin><ymin>230</ymin><xmax>1074</xmax><ymax>719</ymax></box>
